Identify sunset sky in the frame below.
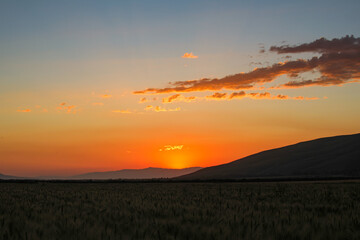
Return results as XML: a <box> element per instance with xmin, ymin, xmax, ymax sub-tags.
<box><xmin>1</xmin><ymin>0</ymin><xmax>359</xmax><ymax>177</ymax></box>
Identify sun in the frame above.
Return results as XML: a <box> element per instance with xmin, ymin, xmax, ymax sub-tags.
<box><xmin>159</xmin><ymin>150</ymin><xmax>191</xmax><ymax>169</ymax></box>
<box><xmin>168</xmin><ymin>154</ymin><xmax>187</xmax><ymax>169</ymax></box>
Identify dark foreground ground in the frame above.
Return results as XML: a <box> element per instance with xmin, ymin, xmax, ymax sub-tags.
<box><xmin>0</xmin><ymin>181</ymin><xmax>359</xmax><ymax>240</ymax></box>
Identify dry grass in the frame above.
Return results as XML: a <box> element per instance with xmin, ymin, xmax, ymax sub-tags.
<box><xmin>0</xmin><ymin>181</ymin><xmax>359</xmax><ymax>239</ymax></box>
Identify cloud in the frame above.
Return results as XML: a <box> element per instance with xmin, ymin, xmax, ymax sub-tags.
<box><xmin>65</xmin><ymin>105</ymin><xmax>76</xmax><ymax>113</ymax></box>
<box><xmin>57</xmin><ymin>103</ymin><xmax>77</xmax><ymax>113</ymax></box>
<box><xmin>101</xmin><ymin>94</ymin><xmax>112</xmax><ymax>98</ymax></box>
<box><xmin>205</xmin><ymin>91</ymin><xmax>318</xmax><ymax>101</ymax></box>
<box><xmin>162</xmin><ymin>94</ymin><xmax>181</xmax><ymax>103</ymax></box>
<box><xmin>182</xmin><ymin>52</ymin><xmax>198</xmax><ymax>59</ymax></box>
<box><xmin>229</xmin><ymin>91</ymin><xmax>246</xmax><ymax>99</ymax></box>
<box><xmin>269</xmin><ymin>35</ymin><xmax>360</xmax><ymax>54</ymax></box>
<box><xmin>206</xmin><ymin>92</ymin><xmax>227</xmax><ymax>100</ymax></box>
<box><xmin>159</xmin><ymin>145</ymin><xmax>184</xmax><ymax>151</ymax></box>
<box><xmin>17</xmin><ymin>109</ymin><xmax>31</xmax><ymax>113</ymax></box>
<box><xmin>134</xmin><ymin>35</ymin><xmax>359</xmax><ymax>94</ymax></box>
<box><xmin>139</xmin><ymin>97</ymin><xmax>148</xmax><ymax>103</ymax></box>
<box><xmin>293</xmin><ymin>96</ymin><xmax>319</xmax><ymax>100</ymax></box>
<box><xmin>167</xmin><ymin>107</ymin><xmax>181</xmax><ymax>112</ymax></box>
<box><xmin>162</xmin><ymin>94</ymin><xmax>197</xmax><ymax>103</ymax></box>
<box><xmin>133</xmin><ymin>60</ymin><xmax>313</xmax><ymax>94</ymax></box>
<box><xmin>112</xmin><ymin>110</ymin><xmax>132</xmax><ymax>114</ymax></box>
<box><xmin>249</xmin><ymin>92</ymin><xmax>272</xmax><ymax>99</ymax></box>
<box><xmin>145</xmin><ymin>105</ymin><xmax>181</xmax><ymax>112</ymax></box>
<box><xmin>145</xmin><ymin>105</ymin><xmax>154</xmax><ymax>111</ymax></box>
<box><xmin>158</xmin><ymin>91</ymin><xmax>317</xmax><ymax>104</ymax></box>
<box><xmin>270</xmin><ymin>35</ymin><xmax>360</xmax><ymax>88</ymax></box>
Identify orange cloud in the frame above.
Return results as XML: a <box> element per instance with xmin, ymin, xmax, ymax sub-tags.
<box><xmin>154</xmin><ymin>106</ymin><xmax>166</xmax><ymax>112</ymax></box>
<box><xmin>229</xmin><ymin>91</ymin><xmax>246</xmax><ymax>99</ymax></box>
<box><xmin>247</xmin><ymin>92</ymin><xmax>318</xmax><ymax>100</ymax></box>
<box><xmin>159</xmin><ymin>145</ymin><xmax>184</xmax><ymax>151</ymax></box>
<box><xmin>162</xmin><ymin>94</ymin><xmax>197</xmax><ymax>103</ymax></box>
<box><xmin>65</xmin><ymin>105</ymin><xmax>76</xmax><ymax>113</ymax></box>
<box><xmin>57</xmin><ymin>103</ymin><xmax>77</xmax><ymax>113</ymax></box>
<box><xmin>204</xmin><ymin>91</ymin><xmax>318</xmax><ymax>101</ymax></box>
<box><xmin>182</xmin><ymin>52</ymin><xmax>198</xmax><ymax>59</ymax></box>
<box><xmin>163</xmin><ymin>94</ymin><xmax>181</xmax><ymax>103</ymax></box>
<box><xmin>134</xmin><ymin>36</ymin><xmax>360</xmax><ymax>94</ymax></box>
<box><xmin>139</xmin><ymin>97</ymin><xmax>148</xmax><ymax>103</ymax></box>
<box><xmin>101</xmin><ymin>94</ymin><xmax>112</xmax><ymax>98</ymax></box>
<box><xmin>206</xmin><ymin>92</ymin><xmax>227</xmax><ymax>100</ymax></box>
<box><xmin>17</xmin><ymin>109</ymin><xmax>31</xmax><ymax>113</ymax></box>
<box><xmin>145</xmin><ymin>105</ymin><xmax>181</xmax><ymax>112</ymax></box>
<box><xmin>249</xmin><ymin>92</ymin><xmax>272</xmax><ymax>99</ymax></box>
<box><xmin>292</xmin><ymin>96</ymin><xmax>320</xmax><ymax>100</ymax></box>
<box><xmin>168</xmin><ymin>107</ymin><xmax>181</xmax><ymax>112</ymax></box>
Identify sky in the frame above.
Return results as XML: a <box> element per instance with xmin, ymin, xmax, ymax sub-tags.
<box><xmin>0</xmin><ymin>0</ymin><xmax>359</xmax><ymax>177</ymax></box>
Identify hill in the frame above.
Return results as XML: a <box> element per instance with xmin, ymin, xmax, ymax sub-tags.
<box><xmin>177</xmin><ymin>133</ymin><xmax>360</xmax><ymax>180</ymax></box>
<box><xmin>70</xmin><ymin>167</ymin><xmax>202</xmax><ymax>180</ymax></box>
<box><xmin>0</xmin><ymin>173</ymin><xmax>23</xmax><ymax>180</ymax></box>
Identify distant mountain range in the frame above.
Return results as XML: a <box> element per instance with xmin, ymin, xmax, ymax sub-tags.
<box><xmin>0</xmin><ymin>167</ymin><xmax>202</xmax><ymax>180</ymax></box>
<box><xmin>0</xmin><ymin>173</ymin><xmax>23</xmax><ymax>180</ymax></box>
<box><xmin>177</xmin><ymin>133</ymin><xmax>360</xmax><ymax>180</ymax></box>
<box><xmin>69</xmin><ymin>167</ymin><xmax>202</xmax><ymax>180</ymax></box>
<box><xmin>2</xmin><ymin>133</ymin><xmax>359</xmax><ymax>181</ymax></box>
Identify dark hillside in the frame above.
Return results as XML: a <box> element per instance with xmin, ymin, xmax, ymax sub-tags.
<box><xmin>177</xmin><ymin>133</ymin><xmax>360</xmax><ymax>180</ymax></box>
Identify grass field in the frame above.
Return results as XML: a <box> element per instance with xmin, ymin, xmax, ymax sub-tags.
<box><xmin>0</xmin><ymin>181</ymin><xmax>359</xmax><ymax>239</ymax></box>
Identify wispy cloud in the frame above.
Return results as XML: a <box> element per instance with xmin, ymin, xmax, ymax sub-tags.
<box><xmin>229</xmin><ymin>91</ymin><xmax>246</xmax><ymax>99</ymax></box>
<box><xmin>17</xmin><ymin>109</ymin><xmax>31</xmax><ymax>113</ymax></box>
<box><xmin>204</xmin><ymin>91</ymin><xmax>318</xmax><ymax>101</ymax></box>
<box><xmin>101</xmin><ymin>94</ymin><xmax>112</xmax><ymax>98</ymax></box>
<box><xmin>206</xmin><ymin>92</ymin><xmax>227</xmax><ymax>100</ymax></box>
<box><xmin>182</xmin><ymin>52</ymin><xmax>198</xmax><ymax>59</ymax></box>
<box><xmin>145</xmin><ymin>105</ymin><xmax>181</xmax><ymax>112</ymax></box>
<box><xmin>57</xmin><ymin>103</ymin><xmax>77</xmax><ymax>113</ymax></box>
<box><xmin>158</xmin><ymin>91</ymin><xmax>318</xmax><ymax>103</ymax></box>
<box><xmin>159</xmin><ymin>145</ymin><xmax>184</xmax><ymax>151</ymax></box>
<box><xmin>162</xmin><ymin>94</ymin><xmax>197</xmax><ymax>103</ymax></box>
<box><xmin>139</xmin><ymin>97</ymin><xmax>148</xmax><ymax>103</ymax></box>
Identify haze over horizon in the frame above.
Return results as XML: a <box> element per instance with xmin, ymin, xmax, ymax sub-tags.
<box><xmin>1</xmin><ymin>0</ymin><xmax>359</xmax><ymax>177</ymax></box>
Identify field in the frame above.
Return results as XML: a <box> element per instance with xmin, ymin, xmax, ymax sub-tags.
<box><xmin>0</xmin><ymin>181</ymin><xmax>359</xmax><ymax>240</ymax></box>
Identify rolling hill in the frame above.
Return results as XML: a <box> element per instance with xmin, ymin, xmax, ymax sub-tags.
<box><xmin>177</xmin><ymin>133</ymin><xmax>360</xmax><ymax>180</ymax></box>
<box><xmin>70</xmin><ymin>167</ymin><xmax>202</xmax><ymax>180</ymax></box>
<box><xmin>0</xmin><ymin>173</ymin><xmax>23</xmax><ymax>180</ymax></box>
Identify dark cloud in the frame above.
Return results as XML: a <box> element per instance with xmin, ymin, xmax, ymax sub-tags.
<box><xmin>229</xmin><ymin>91</ymin><xmax>246</xmax><ymax>99</ymax></box>
<box><xmin>206</xmin><ymin>92</ymin><xmax>227</xmax><ymax>100</ymax></box>
<box><xmin>270</xmin><ymin>35</ymin><xmax>359</xmax><ymax>54</ymax></box>
<box><xmin>274</xmin><ymin>36</ymin><xmax>360</xmax><ymax>88</ymax></box>
<box><xmin>133</xmin><ymin>60</ymin><xmax>314</xmax><ymax>94</ymax></box>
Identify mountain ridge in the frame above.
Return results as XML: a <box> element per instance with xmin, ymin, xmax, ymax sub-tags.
<box><xmin>176</xmin><ymin>133</ymin><xmax>360</xmax><ymax>180</ymax></box>
<box><xmin>0</xmin><ymin>173</ymin><xmax>23</xmax><ymax>180</ymax></box>
<box><xmin>69</xmin><ymin>167</ymin><xmax>202</xmax><ymax>180</ymax></box>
